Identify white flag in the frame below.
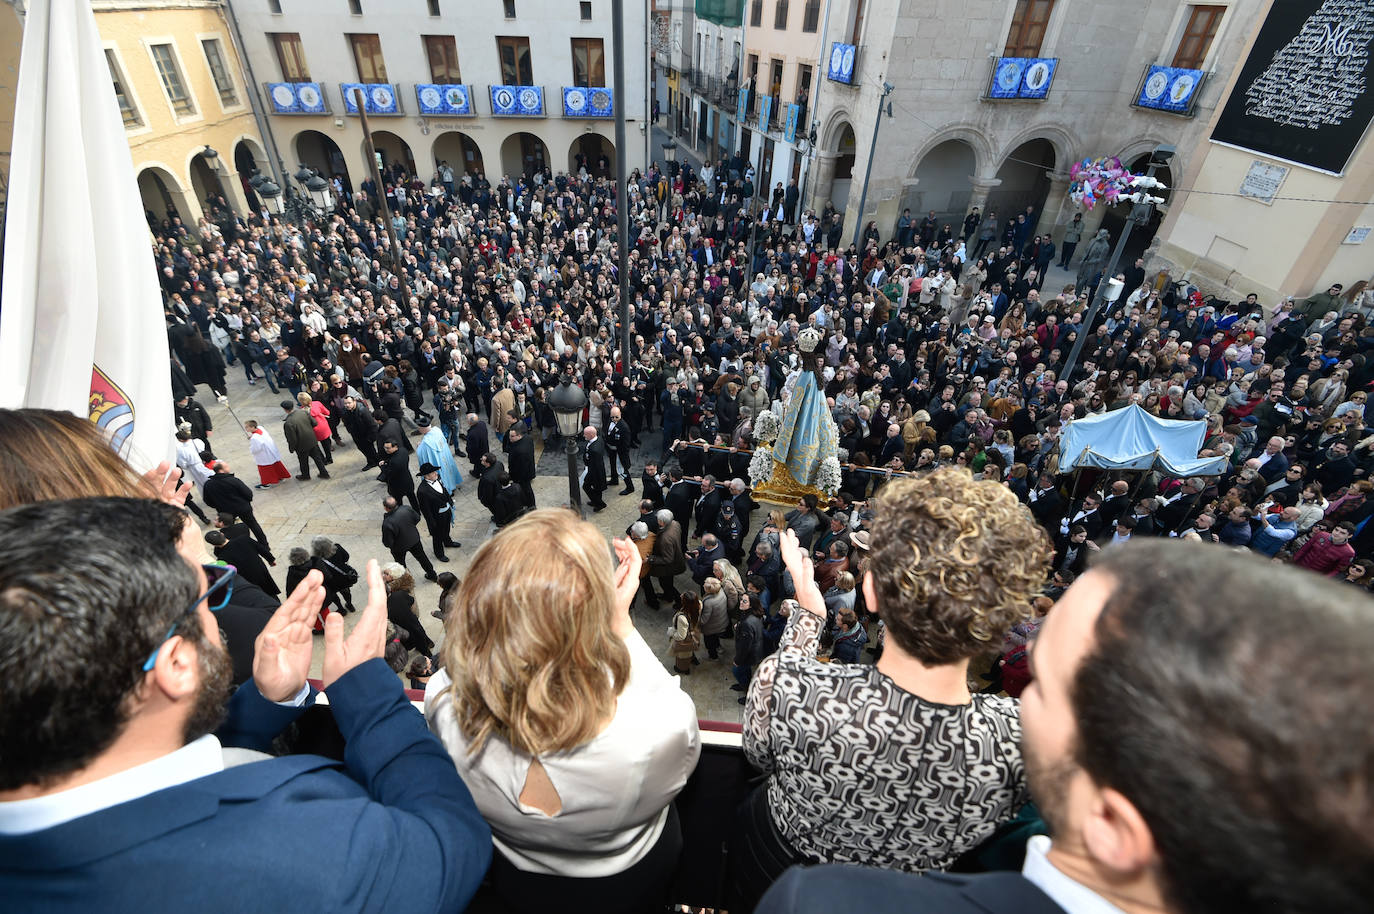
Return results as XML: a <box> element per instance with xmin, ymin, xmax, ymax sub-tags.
<box><xmin>0</xmin><ymin>0</ymin><xmax>173</xmax><ymax>471</ymax></box>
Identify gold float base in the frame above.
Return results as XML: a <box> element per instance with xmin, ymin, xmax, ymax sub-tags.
<box><xmin>752</xmin><ymin>461</ymin><xmax>828</xmax><ymax>507</ymax></box>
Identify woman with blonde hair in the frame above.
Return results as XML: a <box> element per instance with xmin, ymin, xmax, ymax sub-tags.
<box><xmin>425</xmin><ymin>509</ymin><xmax>700</xmax><ymax>913</ymax></box>
<box><xmin>714</xmin><ymin>557</ymin><xmax>744</xmax><ymax>619</ymax></box>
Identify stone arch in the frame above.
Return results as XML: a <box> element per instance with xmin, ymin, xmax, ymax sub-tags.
<box><xmin>431</xmin><ymin>131</ymin><xmax>485</xmax><ymax>180</ymax></box>
<box><xmin>293</xmin><ymin>129</ymin><xmax>352</xmax><ymax>189</ymax></box>
<box><xmin>185</xmin><ymin>147</ymin><xmax>232</xmax><ymax>216</ymax></box>
<box><xmin>137</xmin><ymin>163</ymin><xmax>197</xmax><ymax>225</ymax></box>
<box><xmin>820</xmin><ymin>108</ymin><xmax>854</xmax><ymax>153</ymax></box>
<box><xmin>907</xmin><ymin>124</ymin><xmax>996</xmax><ymax>181</ymax></box>
<box><xmin>568</xmin><ymin>133</ymin><xmax>615</xmax><ymax>178</ymax></box>
<box><xmin>902</xmin><ymin>138</ymin><xmax>980</xmax><ymax>239</ymax></box>
<box><xmin>370</xmin><ymin>130</ymin><xmax>417</xmax><ymax>179</ymax></box>
<box><xmin>994</xmin><ymin>122</ymin><xmax>1079</xmax><ymax>178</ymax></box>
<box><xmin>499</xmin><ymin>131</ymin><xmax>549</xmax><ymax>180</ymax></box>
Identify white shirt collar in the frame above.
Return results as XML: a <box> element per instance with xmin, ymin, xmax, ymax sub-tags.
<box><xmin>0</xmin><ymin>735</ymin><xmax>224</xmax><ymax>835</ymax></box>
<box><xmin>1021</xmin><ymin>835</ymin><xmax>1127</xmax><ymax>914</ymax></box>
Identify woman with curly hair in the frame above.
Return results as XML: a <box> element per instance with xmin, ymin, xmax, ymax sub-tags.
<box><xmin>729</xmin><ymin>466</ymin><xmax>1051</xmax><ymax>910</ymax></box>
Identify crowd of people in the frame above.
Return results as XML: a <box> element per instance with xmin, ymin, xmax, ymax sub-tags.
<box><xmin>0</xmin><ymin>147</ymin><xmax>1371</xmax><ymax>912</ymax></box>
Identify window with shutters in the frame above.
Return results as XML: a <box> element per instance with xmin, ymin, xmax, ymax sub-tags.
<box><xmin>105</xmin><ymin>49</ymin><xmax>142</xmax><ymax>128</ymax></box>
<box><xmin>571</xmin><ymin>38</ymin><xmax>605</xmax><ymax>87</ymax></box>
<box><xmin>1171</xmin><ymin>5</ymin><xmax>1225</xmax><ymax>70</ymax></box>
<box><xmin>424</xmin><ymin>35</ymin><xmax>461</xmax><ymax>82</ymax></box>
<box><xmin>1003</xmin><ymin>0</ymin><xmax>1055</xmax><ymax>58</ymax></box>
<box><xmin>201</xmin><ymin>39</ymin><xmax>239</xmax><ymax>107</ymax></box>
<box><xmin>497</xmin><ymin>36</ymin><xmax>533</xmax><ymax>84</ymax></box>
<box><xmin>774</xmin><ymin>0</ymin><xmax>789</xmax><ymax>30</ymax></box>
<box><xmin>270</xmin><ymin>32</ymin><xmax>310</xmax><ymax>80</ymax></box>
<box><xmin>750</xmin><ymin>0</ymin><xmax>762</xmax><ymax>27</ymax></box>
<box><xmin>348</xmin><ymin>33</ymin><xmax>388</xmax><ymax>83</ymax></box>
<box><xmin>150</xmin><ymin>43</ymin><xmax>195</xmax><ymax>117</ymax></box>
<box><xmin>802</xmin><ymin>0</ymin><xmax>820</xmax><ymax>32</ymax></box>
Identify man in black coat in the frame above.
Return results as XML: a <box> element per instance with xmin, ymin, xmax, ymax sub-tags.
<box><xmin>665</xmin><ymin>466</ymin><xmax>699</xmax><ymax>536</ymax></box>
<box><xmin>415</xmin><ymin>462</ymin><xmax>460</xmax><ymax>562</ymax></box>
<box><xmin>1026</xmin><ymin>472</ymin><xmax>1065</xmax><ymax>538</ymax></box>
<box><xmin>378</xmin><ymin>440</ymin><xmax>419</xmax><ymax>511</ymax></box>
<box><xmin>640</xmin><ymin>460</ymin><xmax>664</xmax><ymax>510</ymax></box>
<box><xmin>341</xmin><ymin>396</ymin><xmax>380</xmax><ymax>469</ymax></box>
<box><xmin>491</xmin><ymin>473</ymin><xmax>527</xmax><ymax>527</ymax></box>
<box><xmin>213</xmin><ymin>580</ymin><xmax>280</xmax><ymax>687</ymax></box>
<box><xmin>476</xmin><ymin>454</ymin><xmax>506</xmax><ymax>516</ymax></box>
<box><xmin>466</xmin><ymin>414</ymin><xmax>490</xmax><ymax>476</ymax></box>
<box><xmin>205</xmin><ymin>528</ymin><xmax>279</xmax><ymax>596</ymax></box>
<box><xmin>202</xmin><ymin>461</ymin><xmax>271</xmax><ymax>552</ymax></box>
<box><xmin>581</xmin><ymin>426</ymin><xmax>609</xmax><ymax>512</ymax></box>
<box><xmin>380</xmin><ymin>496</ymin><xmax>437</xmax><ymax>580</ymax></box>
<box><xmin>377</xmin><ymin>414</ymin><xmax>413</xmax><ymax>454</ymax></box>
<box><xmin>693</xmin><ymin>475</ymin><xmax>724</xmax><ymax>539</ymax></box>
<box><xmin>506</xmin><ymin>425</ymin><xmax>537</xmax><ymax>509</ymax></box>
<box><xmin>605</xmin><ymin>405</ymin><xmax>635</xmax><ymax>495</ymax></box>
<box><xmin>175</xmin><ymin>395</ymin><xmax>215</xmax><ymax>458</ymax></box>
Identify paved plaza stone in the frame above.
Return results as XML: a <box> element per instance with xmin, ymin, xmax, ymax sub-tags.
<box><xmin>197</xmin><ymin>367</ymin><xmax>746</xmax><ymax>724</ymax></box>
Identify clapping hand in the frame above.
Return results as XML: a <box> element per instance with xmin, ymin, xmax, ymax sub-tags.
<box><xmin>778</xmin><ymin>529</ymin><xmax>826</xmax><ymax>619</ymax></box>
<box><xmin>610</xmin><ymin>536</ymin><xmax>642</xmax><ymax>639</ymax></box>
<box><xmin>254</xmin><ymin>569</ymin><xmax>326</xmax><ymax>702</ymax></box>
<box><xmin>143</xmin><ymin>461</ymin><xmax>192</xmax><ymax>508</ymax></box>
<box><xmin>323</xmin><ymin>561</ymin><xmax>388</xmax><ymax>689</ymax></box>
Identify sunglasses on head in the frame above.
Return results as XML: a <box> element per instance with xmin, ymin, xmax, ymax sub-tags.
<box><xmin>141</xmin><ymin>564</ymin><xmax>237</xmax><ymax>672</ymax></box>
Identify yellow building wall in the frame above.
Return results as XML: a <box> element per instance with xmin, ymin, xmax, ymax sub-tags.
<box><xmin>0</xmin><ymin>1</ymin><xmax>23</xmax><ymax>250</ymax></box>
<box><xmin>94</xmin><ymin>1</ymin><xmax>266</xmax><ymax>225</ymax></box>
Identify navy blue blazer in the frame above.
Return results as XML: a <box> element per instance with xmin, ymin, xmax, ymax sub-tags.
<box><xmin>757</xmin><ymin>865</ymin><xmax>1067</xmax><ymax>914</ymax></box>
<box><xmin>1</xmin><ymin>660</ymin><xmax>492</xmax><ymax>913</ymax></box>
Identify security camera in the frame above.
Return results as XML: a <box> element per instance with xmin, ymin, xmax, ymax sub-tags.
<box><xmin>882</xmin><ymin>82</ymin><xmax>895</xmax><ymax>93</ymax></box>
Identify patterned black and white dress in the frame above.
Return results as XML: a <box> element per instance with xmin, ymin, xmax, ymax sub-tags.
<box><xmin>743</xmin><ymin>610</ymin><xmax>1027</xmax><ymax>873</ymax></box>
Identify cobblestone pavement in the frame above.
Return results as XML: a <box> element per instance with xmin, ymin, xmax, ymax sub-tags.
<box><xmin>196</xmin><ymin>369</ymin><xmax>744</xmax><ymax>724</ymax></box>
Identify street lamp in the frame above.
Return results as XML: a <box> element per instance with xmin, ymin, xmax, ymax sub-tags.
<box><xmin>548</xmin><ymin>378</ymin><xmax>589</xmax><ymax>518</ymax></box>
<box><xmin>258</xmin><ymin>179</ymin><xmax>284</xmax><ymax>215</ymax></box>
<box><xmin>661</xmin><ymin>137</ymin><xmax>678</xmax><ymax>177</ymax></box>
<box><xmin>851</xmin><ymin>82</ymin><xmax>895</xmax><ymax>249</ymax></box>
<box><xmin>305</xmin><ymin>171</ymin><xmax>332</xmax><ymax>210</ymax></box>
<box><xmin>202</xmin><ymin>145</ymin><xmax>219</xmax><ymax>165</ymax></box>
<box><xmin>1060</xmin><ymin>143</ymin><xmax>1175</xmax><ymax>381</ymax></box>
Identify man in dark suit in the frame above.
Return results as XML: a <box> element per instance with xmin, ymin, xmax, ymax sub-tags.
<box><xmin>381</xmin><ymin>496</ymin><xmax>437</xmax><ymax>581</ymax></box>
<box><xmin>213</xmin><ymin>578</ymin><xmax>280</xmax><ymax>686</ymax></box>
<box><xmin>490</xmin><ymin>473</ymin><xmax>527</xmax><ymax>527</ymax></box>
<box><xmin>415</xmin><ymin>463</ymin><xmax>459</xmax><ymax>563</ymax></box>
<box><xmin>0</xmin><ymin>497</ymin><xmax>490</xmax><ymax>912</ymax></box>
<box><xmin>205</xmin><ymin>528</ymin><xmax>279</xmax><ymax>596</ymax></box>
<box><xmin>693</xmin><ymin>475</ymin><xmax>724</xmax><ymax>539</ymax></box>
<box><xmin>581</xmin><ymin>426</ymin><xmax>609</xmax><ymax>512</ymax></box>
<box><xmin>506</xmin><ymin>424</ymin><xmax>537</xmax><ymax>509</ymax></box>
<box><xmin>759</xmin><ymin>541</ymin><xmax>1371</xmax><ymax>914</ymax></box>
<box><xmin>1026</xmin><ymin>473</ymin><xmax>1064</xmax><ymax>538</ymax></box>
<box><xmin>202</xmin><ymin>460</ymin><xmax>272</xmax><ymax>553</ymax></box>
<box><xmin>378</xmin><ymin>440</ymin><xmax>419</xmax><ymax>511</ymax></box>
<box><xmin>665</xmin><ymin>466</ymin><xmax>698</xmax><ymax>536</ymax></box>
<box><xmin>465</xmin><ymin>413</ymin><xmax>490</xmax><ymax>476</ymax></box>
<box><xmin>640</xmin><ymin>460</ymin><xmax>665</xmax><ymax>510</ymax></box>
<box><xmin>605</xmin><ymin>405</ymin><xmax>635</xmax><ymax>495</ymax></box>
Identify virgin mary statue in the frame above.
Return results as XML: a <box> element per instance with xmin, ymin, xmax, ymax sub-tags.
<box><xmin>763</xmin><ymin>327</ymin><xmax>839</xmax><ymax>495</ymax></box>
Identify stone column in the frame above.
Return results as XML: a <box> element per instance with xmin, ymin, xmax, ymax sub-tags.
<box><xmin>219</xmin><ymin>167</ymin><xmax>251</xmax><ymax>216</ymax></box>
<box><xmin>966</xmin><ymin>176</ymin><xmax>1002</xmax><ymax>216</ymax></box>
<box><xmin>807</xmin><ymin>151</ymin><xmax>838</xmax><ymax>214</ymax></box>
<box><xmin>1036</xmin><ymin>171</ymin><xmax>1074</xmax><ymax>240</ymax></box>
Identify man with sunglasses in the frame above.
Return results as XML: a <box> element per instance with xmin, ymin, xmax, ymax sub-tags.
<box><xmin>0</xmin><ymin>497</ymin><xmax>491</xmax><ymax>912</ymax></box>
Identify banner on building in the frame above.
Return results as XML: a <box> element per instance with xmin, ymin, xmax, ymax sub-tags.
<box><xmin>1211</xmin><ymin>0</ymin><xmax>1374</xmax><ymax>175</ymax></box>
<box><xmin>758</xmin><ymin>94</ymin><xmax>772</xmax><ymax>131</ymax></box>
<box><xmin>0</xmin><ymin>0</ymin><xmax>173</xmax><ymax>470</ymax></box>
<box><xmin>785</xmin><ymin>102</ymin><xmax>801</xmax><ymax>142</ymax></box>
<box><xmin>416</xmin><ymin>83</ymin><xmax>474</xmax><ymax>116</ymax></box>
<box><xmin>695</xmin><ymin>0</ymin><xmax>745</xmax><ymax>28</ymax></box>
<box><xmin>737</xmin><ymin>86</ymin><xmax>749</xmax><ymax>123</ymax></box>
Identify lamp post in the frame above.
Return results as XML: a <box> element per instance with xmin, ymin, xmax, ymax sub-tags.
<box><xmin>548</xmin><ymin>378</ymin><xmax>589</xmax><ymax>518</ymax></box>
<box><xmin>661</xmin><ymin>137</ymin><xmax>678</xmax><ymax>177</ymax></box>
<box><xmin>1060</xmin><ymin>144</ymin><xmax>1175</xmax><ymax>382</ymax></box>
<box><xmin>851</xmin><ymin>82</ymin><xmax>894</xmax><ymax>250</ymax></box>
<box><xmin>258</xmin><ymin>179</ymin><xmax>284</xmax><ymax>216</ymax></box>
